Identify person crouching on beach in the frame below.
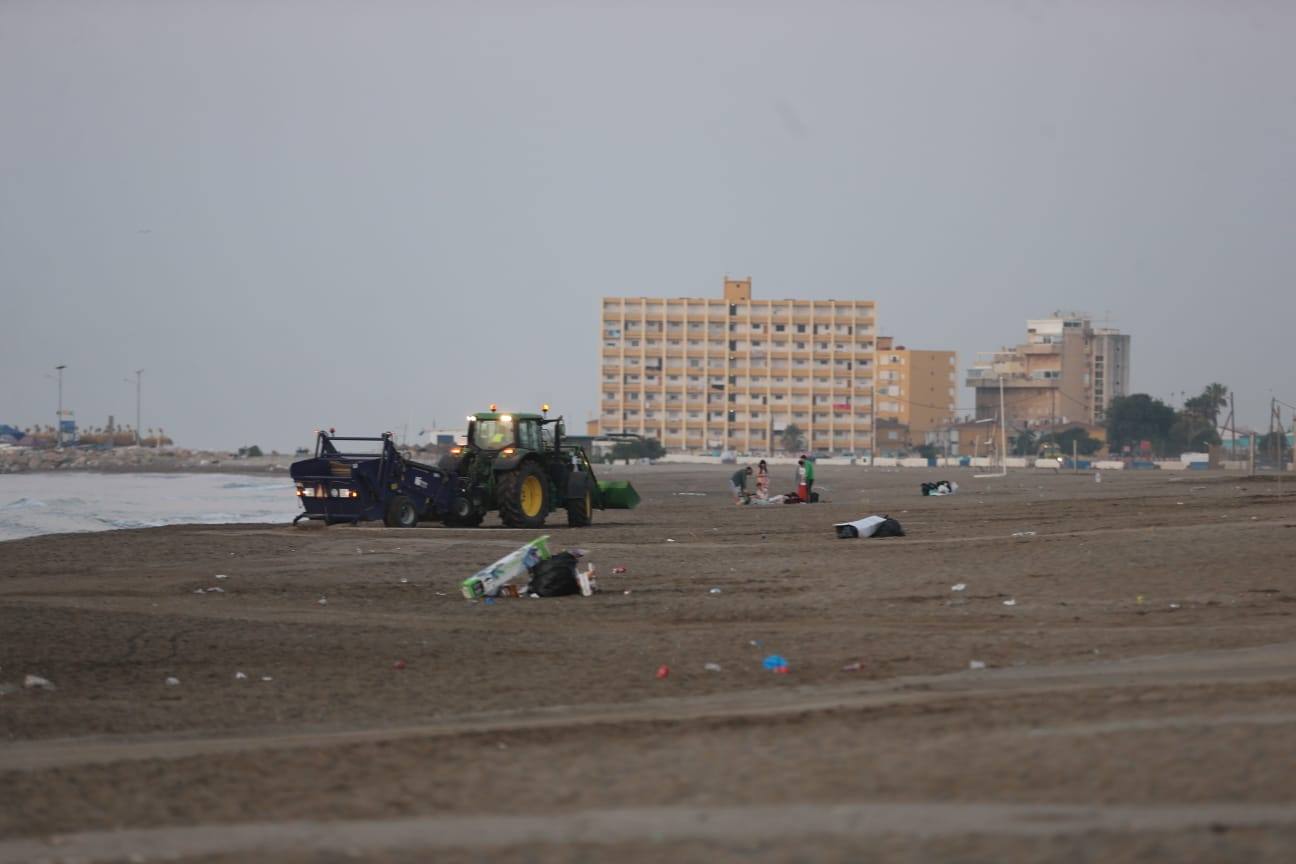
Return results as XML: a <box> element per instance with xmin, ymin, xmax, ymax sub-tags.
<box><xmin>731</xmin><ymin>465</ymin><xmax>753</xmax><ymax>503</ymax></box>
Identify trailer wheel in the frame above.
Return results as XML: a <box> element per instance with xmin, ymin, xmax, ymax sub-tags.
<box><xmin>498</xmin><ymin>461</ymin><xmax>549</xmax><ymax>528</ymax></box>
<box><xmin>566</xmin><ymin>489</ymin><xmax>593</xmax><ymax>527</ymax></box>
<box><xmin>384</xmin><ymin>495</ymin><xmax>418</xmax><ymax>528</ymax></box>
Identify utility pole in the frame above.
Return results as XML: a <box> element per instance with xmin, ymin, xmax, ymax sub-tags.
<box><xmin>870</xmin><ymin>370</ymin><xmax>877</xmax><ymax>466</ymax></box>
<box><xmin>1229</xmin><ymin>392</ymin><xmax>1236</xmax><ymax>465</ymax></box>
<box><xmin>55</xmin><ymin>364</ymin><xmax>66</xmax><ymax>448</ymax></box>
<box><xmin>1270</xmin><ymin>398</ymin><xmax>1278</xmax><ymax>469</ymax></box>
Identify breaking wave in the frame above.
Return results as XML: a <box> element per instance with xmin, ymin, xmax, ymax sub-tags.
<box><xmin>0</xmin><ymin>473</ymin><xmax>299</xmax><ymax>542</ymax></box>
<box><xmin>1</xmin><ymin>497</ymin><xmax>48</xmax><ymax>510</ymax></box>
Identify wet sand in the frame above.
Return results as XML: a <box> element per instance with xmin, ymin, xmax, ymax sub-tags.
<box><xmin>2</xmin><ymin>464</ymin><xmax>1295</xmax><ymax>862</ymax></box>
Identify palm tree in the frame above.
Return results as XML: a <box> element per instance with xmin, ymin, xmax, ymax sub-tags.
<box><xmin>1183</xmin><ymin>384</ymin><xmax>1229</xmax><ymax>426</ymax></box>
<box><xmin>1202</xmin><ymin>383</ymin><xmax>1229</xmax><ymax>426</ymax></box>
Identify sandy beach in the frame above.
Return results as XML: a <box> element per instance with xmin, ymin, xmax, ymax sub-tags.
<box><xmin>2</xmin><ymin>464</ymin><xmax>1295</xmax><ymax>862</ymax></box>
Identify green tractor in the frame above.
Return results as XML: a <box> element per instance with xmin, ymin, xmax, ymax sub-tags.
<box><xmin>440</xmin><ymin>407</ymin><xmax>639</xmax><ymax>528</ymax></box>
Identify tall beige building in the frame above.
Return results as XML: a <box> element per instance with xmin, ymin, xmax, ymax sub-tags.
<box><xmin>599</xmin><ymin>278</ymin><xmax>876</xmax><ymax>455</ymax></box>
<box><xmin>875</xmin><ymin>336</ymin><xmax>957</xmax><ymax>443</ymax></box>
<box><xmin>966</xmin><ymin>314</ymin><xmax>1131</xmax><ymax>428</ymax></box>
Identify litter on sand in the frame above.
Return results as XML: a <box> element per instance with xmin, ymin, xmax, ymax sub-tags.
<box><xmin>462</xmin><ymin>536</ymin><xmax>551</xmax><ymax>599</ymax></box>
<box><xmin>921</xmin><ymin>480</ymin><xmax>959</xmax><ymax>496</ymax></box>
<box><xmin>762</xmin><ymin>655</ymin><xmax>789</xmax><ymax>672</ymax></box>
<box><xmin>1003</xmin><ymin>599</ymin><xmax>1017</xmax><ymax>607</ymax></box>
<box><xmin>704</xmin><ymin>662</ymin><xmax>723</xmax><ymax>672</ymax></box>
<box><xmin>165</xmin><ymin>677</ymin><xmax>180</xmax><ymax>687</ymax></box>
<box><xmin>969</xmin><ymin>660</ymin><xmax>987</xmax><ymax>670</ymax></box>
<box><xmin>575</xmin><ymin>565</ymin><xmax>598</xmax><ymax>597</ymax></box>
<box><xmin>234</xmin><ymin>671</ymin><xmax>248</xmax><ymax>680</ymax></box>
<box><xmin>655</xmin><ymin>665</ymin><xmax>670</xmax><ymax>679</ymax></box>
<box><xmin>835</xmin><ymin>515</ymin><xmax>905</xmax><ymax>539</ymax></box>
<box><xmin>1011</xmin><ymin>531</ymin><xmax>1037</xmax><ymax>537</ymax></box>
<box><xmin>951</xmin><ymin>583</ymin><xmax>967</xmax><ymax>592</ymax></box>
<box><xmin>524</xmin><ymin>551</ymin><xmax>598</xmax><ymax>597</ymax></box>
<box><xmin>23</xmin><ymin>674</ymin><xmax>54</xmax><ymax>691</ymax></box>
<box><xmin>841</xmin><ymin>661</ymin><xmax>863</xmax><ymax>672</ymax></box>
<box><xmin>709</xmin><ymin>588</ymin><xmax>723</xmax><ymax>595</ymax></box>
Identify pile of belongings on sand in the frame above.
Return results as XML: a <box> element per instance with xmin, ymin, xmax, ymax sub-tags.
<box><xmin>743</xmin><ymin>489</ymin><xmax>819</xmax><ymax>506</ymax></box>
<box><xmin>835</xmin><ymin>515</ymin><xmax>906</xmax><ymax>539</ymax></box>
<box><xmin>920</xmin><ymin>480</ymin><xmax>958</xmax><ymax>496</ymax></box>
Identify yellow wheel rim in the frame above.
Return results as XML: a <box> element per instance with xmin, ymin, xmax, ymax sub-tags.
<box><xmin>585</xmin><ymin>491</ymin><xmax>591</xmax><ymax>515</ymax></box>
<box><xmin>521</xmin><ymin>475</ymin><xmax>543</xmax><ymax>517</ymax></box>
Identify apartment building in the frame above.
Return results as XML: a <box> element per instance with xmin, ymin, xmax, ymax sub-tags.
<box><xmin>966</xmin><ymin>314</ymin><xmax>1130</xmax><ymax>428</ymax></box>
<box><xmin>599</xmin><ymin>278</ymin><xmax>876</xmax><ymax>455</ymax></box>
<box><xmin>875</xmin><ymin>336</ymin><xmax>957</xmax><ymax>444</ymax></box>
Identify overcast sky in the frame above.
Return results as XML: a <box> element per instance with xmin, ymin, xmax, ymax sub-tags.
<box><xmin>2</xmin><ymin>1</ymin><xmax>1293</xmax><ymax>451</ymax></box>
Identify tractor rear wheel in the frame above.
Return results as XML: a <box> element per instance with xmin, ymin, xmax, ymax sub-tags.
<box><xmin>384</xmin><ymin>495</ymin><xmax>418</xmax><ymax>528</ymax></box>
<box><xmin>566</xmin><ymin>488</ymin><xmax>593</xmax><ymax>527</ymax></box>
<box><xmin>498</xmin><ymin>462</ymin><xmax>549</xmax><ymax>528</ymax></box>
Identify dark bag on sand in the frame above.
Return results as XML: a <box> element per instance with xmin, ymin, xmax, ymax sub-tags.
<box><xmin>873</xmin><ymin>516</ymin><xmax>905</xmax><ymax>537</ymax></box>
<box><xmin>524</xmin><ymin>552</ymin><xmax>580</xmax><ymax>597</ymax></box>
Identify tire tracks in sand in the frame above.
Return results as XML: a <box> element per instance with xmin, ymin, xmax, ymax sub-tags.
<box><xmin>5</xmin><ymin>640</ymin><xmax>1296</xmax><ymax>774</ymax></box>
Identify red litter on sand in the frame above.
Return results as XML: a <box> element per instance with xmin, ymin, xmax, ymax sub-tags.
<box><xmin>612</xmin><ymin>566</ymin><xmax>627</xmax><ymax>575</ymax></box>
<box><xmin>655</xmin><ymin>665</ymin><xmax>670</xmax><ymax>679</ymax></box>
<box><xmin>393</xmin><ymin>660</ymin><xmax>407</xmax><ymax>670</ymax></box>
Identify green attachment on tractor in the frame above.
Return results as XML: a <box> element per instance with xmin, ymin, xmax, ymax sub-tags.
<box><xmin>597</xmin><ymin>480</ymin><xmax>640</xmax><ymax>510</ymax></box>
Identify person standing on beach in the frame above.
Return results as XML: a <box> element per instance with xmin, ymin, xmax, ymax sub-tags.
<box><xmin>755</xmin><ymin>459</ymin><xmax>770</xmax><ymax>499</ymax></box>
<box><xmin>797</xmin><ymin>454</ymin><xmax>816</xmax><ymax>501</ymax></box>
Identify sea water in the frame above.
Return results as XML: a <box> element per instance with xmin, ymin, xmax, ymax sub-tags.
<box><xmin>0</xmin><ymin>473</ymin><xmax>299</xmax><ymax>542</ymax></box>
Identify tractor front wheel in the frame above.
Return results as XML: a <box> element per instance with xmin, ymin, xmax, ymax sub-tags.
<box><xmin>566</xmin><ymin>488</ymin><xmax>593</xmax><ymax>527</ymax></box>
<box><xmin>443</xmin><ymin>496</ymin><xmax>484</xmax><ymax>527</ymax></box>
<box><xmin>498</xmin><ymin>462</ymin><xmax>549</xmax><ymax>528</ymax></box>
<box><xmin>384</xmin><ymin>495</ymin><xmax>418</xmax><ymax>528</ymax></box>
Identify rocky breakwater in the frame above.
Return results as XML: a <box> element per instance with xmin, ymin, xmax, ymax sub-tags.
<box><xmin>0</xmin><ymin>446</ymin><xmax>288</xmax><ymax>475</ymax></box>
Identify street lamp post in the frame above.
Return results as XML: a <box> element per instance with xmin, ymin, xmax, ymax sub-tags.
<box><xmin>55</xmin><ymin>364</ymin><xmax>66</xmax><ymax>448</ymax></box>
<box><xmin>134</xmin><ymin>369</ymin><xmax>143</xmax><ymax>446</ymax></box>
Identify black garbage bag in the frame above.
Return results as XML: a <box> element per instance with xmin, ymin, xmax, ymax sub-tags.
<box><xmin>873</xmin><ymin>516</ymin><xmax>905</xmax><ymax>537</ymax></box>
<box><xmin>524</xmin><ymin>552</ymin><xmax>580</xmax><ymax>597</ymax></box>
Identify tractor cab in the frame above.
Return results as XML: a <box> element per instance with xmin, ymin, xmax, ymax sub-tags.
<box><xmin>465</xmin><ymin>412</ymin><xmax>549</xmax><ymax>454</ymax></box>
